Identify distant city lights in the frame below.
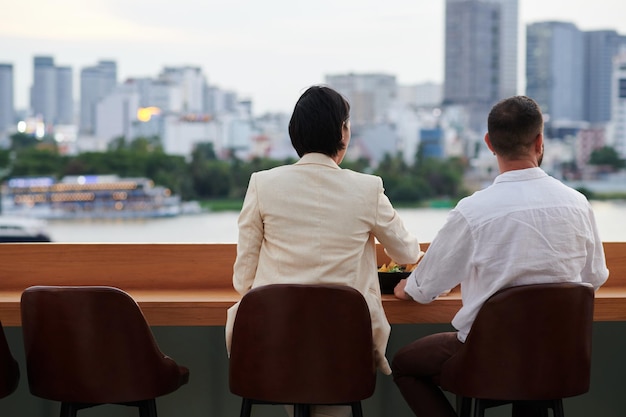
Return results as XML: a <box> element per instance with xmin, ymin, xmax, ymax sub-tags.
<box><xmin>137</xmin><ymin>107</ymin><xmax>161</xmax><ymax>122</ymax></box>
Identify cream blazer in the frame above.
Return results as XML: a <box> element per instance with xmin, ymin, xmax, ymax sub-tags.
<box><xmin>225</xmin><ymin>153</ymin><xmax>421</xmax><ymax>375</ymax></box>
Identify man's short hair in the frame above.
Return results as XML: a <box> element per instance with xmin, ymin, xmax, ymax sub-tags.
<box><xmin>487</xmin><ymin>96</ymin><xmax>544</xmax><ymax>159</ymax></box>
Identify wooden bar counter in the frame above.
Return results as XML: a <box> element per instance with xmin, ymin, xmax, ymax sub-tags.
<box><xmin>0</xmin><ymin>241</ymin><xmax>624</xmax><ymax>326</ymax></box>
<box><xmin>0</xmin><ymin>242</ymin><xmax>625</xmax><ymax>417</ymax></box>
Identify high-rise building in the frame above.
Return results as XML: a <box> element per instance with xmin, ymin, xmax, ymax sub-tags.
<box><xmin>526</xmin><ymin>21</ymin><xmax>584</xmax><ymax>126</ymax></box>
<box><xmin>159</xmin><ymin>66</ymin><xmax>207</xmax><ymax>113</ymax></box>
<box><xmin>0</xmin><ymin>64</ymin><xmax>14</xmax><ymax>134</ymax></box>
<box><xmin>95</xmin><ymin>81</ymin><xmax>139</xmax><ymax>143</ymax></box>
<box><xmin>610</xmin><ymin>48</ymin><xmax>626</xmax><ymax>159</ymax></box>
<box><xmin>205</xmin><ymin>86</ymin><xmax>239</xmax><ymax>117</ymax></box>
<box><xmin>584</xmin><ymin>31</ymin><xmax>626</xmax><ymax>125</ymax></box>
<box><xmin>443</xmin><ymin>0</ymin><xmax>518</xmax><ymax>131</ymax></box>
<box><xmin>80</xmin><ymin>60</ymin><xmax>117</xmax><ymax>134</ymax></box>
<box><xmin>126</xmin><ymin>77</ymin><xmax>182</xmax><ymax>113</ymax></box>
<box><xmin>31</xmin><ymin>56</ymin><xmax>56</xmax><ymax>124</ymax></box>
<box><xmin>55</xmin><ymin>66</ymin><xmax>73</xmax><ymax>125</ymax></box>
<box><xmin>490</xmin><ymin>0</ymin><xmax>518</xmax><ymax>99</ymax></box>
<box><xmin>325</xmin><ymin>73</ymin><xmax>397</xmax><ymax>126</ymax></box>
<box><xmin>30</xmin><ymin>56</ymin><xmax>74</xmax><ymax>126</ymax></box>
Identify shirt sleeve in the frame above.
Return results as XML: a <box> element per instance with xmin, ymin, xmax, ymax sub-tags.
<box><xmin>371</xmin><ymin>178</ymin><xmax>422</xmax><ymax>265</ymax></box>
<box><xmin>232</xmin><ymin>174</ymin><xmax>264</xmax><ymax>295</ymax></box>
<box><xmin>582</xmin><ymin>206</ymin><xmax>610</xmax><ymax>290</ymax></box>
<box><xmin>405</xmin><ymin>209</ymin><xmax>474</xmax><ymax>303</ymax></box>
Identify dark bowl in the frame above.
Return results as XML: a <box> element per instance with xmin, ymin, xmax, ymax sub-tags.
<box><xmin>378</xmin><ymin>271</ymin><xmax>411</xmax><ymax>294</ymax></box>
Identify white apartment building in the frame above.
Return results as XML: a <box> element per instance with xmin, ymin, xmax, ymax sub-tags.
<box><xmin>162</xmin><ymin>114</ymin><xmax>223</xmax><ymax>157</ymax></box>
<box><xmin>325</xmin><ymin>73</ymin><xmax>397</xmax><ymax>126</ymax></box>
<box><xmin>80</xmin><ymin>60</ymin><xmax>117</xmax><ymax>135</ymax></box>
<box><xmin>94</xmin><ymin>82</ymin><xmax>140</xmax><ymax>145</ymax></box>
<box><xmin>159</xmin><ymin>66</ymin><xmax>207</xmax><ymax>113</ymax></box>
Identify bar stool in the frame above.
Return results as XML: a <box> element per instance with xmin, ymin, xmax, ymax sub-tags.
<box><xmin>20</xmin><ymin>285</ymin><xmax>189</xmax><ymax>417</ymax></box>
<box><xmin>229</xmin><ymin>283</ymin><xmax>376</xmax><ymax>417</ymax></box>
<box><xmin>438</xmin><ymin>282</ymin><xmax>595</xmax><ymax>417</ymax></box>
<box><xmin>0</xmin><ymin>321</ymin><xmax>19</xmax><ymax>399</ymax></box>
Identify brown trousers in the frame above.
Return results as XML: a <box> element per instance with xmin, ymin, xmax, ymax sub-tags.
<box><xmin>392</xmin><ymin>332</ymin><xmax>462</xmax><ymax>417</ymax></box>
<box><xmin>392</xmin><ymin>331</ymin><xmax>551</xmax><ymax>417</ymax></box>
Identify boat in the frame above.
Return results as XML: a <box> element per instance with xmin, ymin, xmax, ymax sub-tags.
<box><xmin>0</xmin><ymin>216</ymin><xmax>52</xmax><ymax>242</ymax></box>
<box><xmin>1</xmin><ymin>175</ymin><xmax>182</xmax><ymax>220</ymax></box>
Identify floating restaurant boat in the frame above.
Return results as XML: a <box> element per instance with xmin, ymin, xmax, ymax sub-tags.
<box><xmin>1</xmin><ymin>175</ymin><xmax>181</xmax><ymax>220</ymax></box>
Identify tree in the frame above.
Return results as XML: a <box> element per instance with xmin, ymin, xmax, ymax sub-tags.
<box><xmin>588</xmin><ymin>146</ymin><xmax>624</xmax><ymax>170</ymax></box>
<box><xmin>10</xmin><ymin>148</ymin><xmax>65</xmax><ymax>177</ymax></box>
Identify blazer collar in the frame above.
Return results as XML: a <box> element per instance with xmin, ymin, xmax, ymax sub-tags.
<box><xmin>295</xmin><ymin>153</ymin><xmax>340</xmax><ymax>169</ymax></box>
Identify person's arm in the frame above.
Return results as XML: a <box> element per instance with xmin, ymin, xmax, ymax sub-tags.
<box><xmin>582</xmin><ymin>206</ymin><xmax>610</xmax><ymax>290</ymax></box>
<box><xmin>400</xmin><ymin>209</ymin><xmax>474</xmax><ymax>303</ymax></box>
<box><xmin>394</xmin><ymin>278</ymin><xmax>413</xmax><ymax>300</ymax></box>
<box><xmin>232</xmin><ymin>174</ymin><xmax>264</xmax><ymax>295</ymax></box>
<box><xmin>371</xmin><ymin>178</ymin><xmax>421</xmax><ymax>265</ymax></box>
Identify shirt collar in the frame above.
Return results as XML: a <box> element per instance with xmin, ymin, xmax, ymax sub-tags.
<box><xmin>493</xmin><ymin>167</ymin><xmax>548</xmax><ymax>184</ymax></box>
<box><xmin>295</xmin><ymin>153</ymin><xmax>340</xmax><ymax>169</ymax></box>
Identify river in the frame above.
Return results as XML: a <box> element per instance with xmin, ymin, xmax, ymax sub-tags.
<box><xmin>45</xmin><ymin>200</ymin><xmax>626</xmax><ymax>243</ymax></box>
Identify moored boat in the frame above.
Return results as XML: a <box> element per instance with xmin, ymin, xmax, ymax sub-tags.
<box><xmin>0</xmin><ymin>216</ymin><xmax>52</xmax><ymax>242</ymax></box>
<box><xmin>1</xmin><ymin>175</ymin><xmax>181</xmax><ymax>220</ymax></box>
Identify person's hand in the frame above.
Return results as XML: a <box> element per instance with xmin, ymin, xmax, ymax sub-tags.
<box><xmin>394</xmin><ymin>278</ymin><xmax>413</xmax><ymax>300</ymax></box>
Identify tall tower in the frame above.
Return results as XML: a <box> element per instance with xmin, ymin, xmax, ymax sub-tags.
<box><xmin>526</xmin><ymin>21</ymin><xmax>584</xmax><ymax>126</ymax></box>
<box><xmin>443</xmin><ymin>0</ymin><xmax>518</xmax><ymax>131</ymax></box>
<box><xmin>490</xmin><ymin>0</ymin><xmax>518</xmax><ymax>99</ymax></box>
<box><xmin>610</xmin><ymin>48</ymin><xmax>626</xmax><ymax>159</ymax></box>
<box><xmin>31</xmin><ymin>56</ymin><xmax>74</xmax><ymax>126</ymax></box>
<box><xmin>584</xmin><ymin>31</ymin><xmax>626</xmax><ymax>124</ymax></box>
<box><xmin>55</xmin><ymin>66</ymin><xmax>73</xmax><ymax>125</ymax></box>
<box><xmin>31</xmin><ymin>56</ymin><xmax>57</xmax><ymax>124</ymax></box>
<box><xmin>0</xmin><ymin>64</ymin><xmax>14</xmax><ymax>134</ymax></box>
<box><xmin>80</xmin><ymin>60</ymin><xmax>117</xmax><ymax>134</ymax></box>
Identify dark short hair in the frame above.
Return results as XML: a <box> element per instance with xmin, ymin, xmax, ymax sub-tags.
<box><xmin>487</xmin><ymin>96</ymin><xmax>544</xmax><ymax>158</ymax></box>
<box><xmin>288</xmin><ymin>85</ymin><xmax>350</xmax><ymax>157</ymax></box>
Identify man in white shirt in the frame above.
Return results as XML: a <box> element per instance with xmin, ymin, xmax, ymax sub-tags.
<box><xmin>391</xmin><ymin>96</ymin><xmax>610</xmax><ymax>417</ymax></box>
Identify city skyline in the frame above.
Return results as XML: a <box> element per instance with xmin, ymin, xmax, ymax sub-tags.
<box><xmin>3</xmin><ymin>0</ymin><xmax>626</xmax><ymax>115</ymax></box>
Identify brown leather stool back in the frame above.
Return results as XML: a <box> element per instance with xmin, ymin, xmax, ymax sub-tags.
<box><xmin>229</xmin><ymin>284</ymin><xmax>376</xmax><ymax>417</ymax></box>
<box><xmin>0</xmin><ymin>321</ymin><xmax>19</xmax><ymax>399</ymax></box>
<box><xmin>21</xmin><ymin>285</ymin><xmax>189</xmax><ymax>417</ymax></box>
<box><xmin>439</xmin><ymin>282</ymin><xmax>595</xmax><ymax>417</ymax></box>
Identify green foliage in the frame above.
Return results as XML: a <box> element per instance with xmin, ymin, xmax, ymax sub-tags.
<box><xmin>10</xmin><ymin>132</ymin><xmax>51</xmax><ymax>151</ymax></box>
<box><xmin>588</xmin><ymin>146</ymin><xmax>625</xmax><ymax>170</ymax></box>
<box><xmin>10</xmin><ymin>148</ymin><xmax>66</xmax><ymax>178</ymax></box>
<box><xmin>375</xmin><ymin>152</ymin><xmax>469</xmax><ymax>204</ymax></box>
<box><xmin>1</xmin><ymin>135</ymin><xmax>472</xmax><ymax>205</ymax></box>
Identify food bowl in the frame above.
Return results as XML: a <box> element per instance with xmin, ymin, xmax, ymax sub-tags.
<box><xmin>378</xmin><ymin>271</ymin><xmax>411</xmax><ymax>294</ymax></box>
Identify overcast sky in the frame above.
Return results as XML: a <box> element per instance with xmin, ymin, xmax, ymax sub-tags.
<box><xmin>3</xmin><ymin>0</ymin><xmax>626</xmax><ymax>115</ymax></box>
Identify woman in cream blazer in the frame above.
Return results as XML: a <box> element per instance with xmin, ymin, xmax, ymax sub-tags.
<box><xmin>226</xmin><ymin>86</ymin><xmax>421</xmax><ymax>415</ymax></box>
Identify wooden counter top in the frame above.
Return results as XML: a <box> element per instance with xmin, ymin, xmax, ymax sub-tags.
<box><xmin>0</xmin><ymin>242</ymin><xmax>623</xmax><ymax>326</ymax></box>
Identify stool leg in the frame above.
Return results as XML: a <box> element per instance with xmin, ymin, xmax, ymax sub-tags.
<box><xmin>239</xmin><ymin>399</ymin><xmax>252</xmax><ymax>417</ymax></box>
<box><xmin>138</xmin><ymin>399</ymin><xmax>157</xmax><ymax>417</ymax></box>
<box><xmin>456</xmin><ymin>396</ymin><xmax>472</xmax><ymax>417</ymax></box>
<box><xmin>552</xmin><ymin>399</ymin><xmax>564</xmax><ymax>417</ymax></box>
<box><xmin>351</xmin><ymin>401</ymin><xmax>364</xmax><ymax>417</ymax></box>
<box><xmin>59</xmin><ymin>403</ymin><xmax>78</xmax><ymax>417</ymax></box>
<box><xmin>473</xmin><ymin>399</ymin><xmax>485</xmax><ymax>417</ymax></box>
<box><xmin>294</xmin><ymin>404</ymin><xmax>310</xmax><ymax>417</ymax></box>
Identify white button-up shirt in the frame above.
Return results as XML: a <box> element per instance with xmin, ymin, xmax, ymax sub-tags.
<box><xmin>404</xmin><ymin>167</ymin><xmax>609</xmax><ymax>342</ymax></box>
